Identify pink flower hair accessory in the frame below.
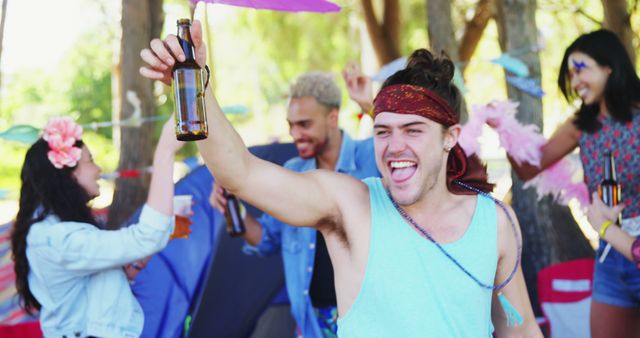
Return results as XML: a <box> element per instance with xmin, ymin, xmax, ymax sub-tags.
<box><xmin>42</xmin><ymin>117</ymin><xmax>83</xmax><ymax>169</ymax></box>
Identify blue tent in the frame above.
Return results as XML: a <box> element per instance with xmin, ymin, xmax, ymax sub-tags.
<box><xmin>126</xmin><ymin>142</ymin><xmax>298</xmax><ymax>338</ymax></box>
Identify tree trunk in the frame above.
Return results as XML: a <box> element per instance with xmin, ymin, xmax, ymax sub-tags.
<box><xmin>601</xmin><ymin>0</ymin><xmax>635</xmax><ymax>62</ymax></box>
<box><xmin>427</xmin><ymin>0</ymin><xmax>458</xmax><ymax>59</ymax></box>
<box><xmin>426</xmin><ymin>0</ymin><xmax>469</xmax><ymax>122</ymax></box>
<box><xmin>495</xmin><ymin>0</ymin><xmax>594</xmax><ymax>316</ymax></box>
<box><xmin>360</xmin><ymin>0</ymin><xmax>401</xmax><ymax>66</ymax></box>
<box><xmin>458</xmin><ymin>0</ymin><xmax>494</xmax><ymax>64</ymax></box>
<box><xmin>0</xmin><ymin>0</ymin><xmax>8</xmax><ymax>100</ymax></box>
<box><xmin>108</xmin><ymin>0</ymin><xmax>165</xmax><ymax>228</ymax></box>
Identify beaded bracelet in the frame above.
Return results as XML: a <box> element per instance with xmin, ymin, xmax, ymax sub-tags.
<box><xmin>599</xmin><ymin>220</ymin><xmax>613</xmax><ymax>239</ymax></box>
<box><xmin>631</xmin><ymin>239</ymin><xmax>640</xmax><ymax>270</ymax></box>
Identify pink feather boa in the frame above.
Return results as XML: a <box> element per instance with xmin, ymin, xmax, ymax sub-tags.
<box><xmin>460</xmin><ymin>100</ymin><xmax>589</xmax><ymax>207</ymax></box>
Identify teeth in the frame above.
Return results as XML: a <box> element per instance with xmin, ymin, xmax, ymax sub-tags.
<box><xmin>390</xmin><ymin>161</ymin><xmax>415</xmax><ymax>169</ymax></box>
<box><xmin>577</xmin><ymin>88</ymin><xmax>588</xmax><ymax>97</ymax></box>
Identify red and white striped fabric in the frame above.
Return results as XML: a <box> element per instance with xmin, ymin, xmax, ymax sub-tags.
<box><xmin>537</xmin><ymin>258</ymin><xmax>594</xmax><ymax>338</ymax></box>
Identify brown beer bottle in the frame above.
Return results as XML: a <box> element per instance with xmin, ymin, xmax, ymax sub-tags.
<box><xmin>172</xmin><ymin>18</ymin><xmax>208</xmax><ymax>141</ymax></box>
<box><xmin>223</xmin><ymin>189</ymin><xmax>246</xmax><ymax>237</ymax></box>
<box><xmin>597</xmin><ymin>152</ymin><xmax>621</xmax><ymax>224</ymax></box>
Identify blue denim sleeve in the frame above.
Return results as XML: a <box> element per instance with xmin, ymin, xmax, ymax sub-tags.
<box><xmin>242</xmin><ymin>212</ymin><xmax>283</xmax><ymax>256</ymax></box>
<box><xmin>42</xmin><ymin>204</ymin><xmax>173</xmax><ymax>274</ymax></box>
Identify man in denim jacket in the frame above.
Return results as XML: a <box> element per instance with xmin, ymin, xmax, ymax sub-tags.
<box><xmin>210</xmin><ymin>72</ymin><xmax>379</xmax><ymax>337</ymax></box>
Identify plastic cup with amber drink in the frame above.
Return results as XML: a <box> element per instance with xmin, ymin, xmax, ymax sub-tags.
<box><xmin>171</xmin><ymin>195</ymin><xmax>193</xmax><ymax>239</ymax></box>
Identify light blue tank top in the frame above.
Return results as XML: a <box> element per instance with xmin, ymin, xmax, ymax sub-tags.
<box><xmin>337</xmin><ymin>177</ymin><xmax>497</xmax><ymax>338</ymax></box>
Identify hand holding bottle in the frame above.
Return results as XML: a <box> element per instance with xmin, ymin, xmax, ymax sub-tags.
<box><xmin>587</xmin><ymin>192</ymin><xmax>625</xmax><ymax>234</ymax></box>
<box><xmin>208</xmin><ymin>181</ymin><xmax>227</xmax><ymax>215</ymax></box>
<box><xmin>139</xmin><ymin>20</ymin><xmax>207</xmax><ymax>86</ymax></box>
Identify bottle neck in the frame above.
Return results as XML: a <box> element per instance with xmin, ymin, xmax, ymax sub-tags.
<box><xmin>177</xmin><ymin>25</ymin><xmax>196</xmax><ymax>63</ymax></box>
<box><xmin>603</xmin><ymin>153</ymin><xmax>617</xmax><ymax>181</ymax></box>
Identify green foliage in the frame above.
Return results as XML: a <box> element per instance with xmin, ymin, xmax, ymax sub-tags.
<box><xmin>61</xmin><ymin>28</ymin><xmax>114</xmax><ymax>139</ymax></box>
<box><xmin>0</xmin><ymin>25</ymin><xmax>117</xmax><ymax>195</ymax></box>
<box><xmin>0</xmin><ymin>142</ymin><xmax>28</xmax><ymax>194</ymax></box>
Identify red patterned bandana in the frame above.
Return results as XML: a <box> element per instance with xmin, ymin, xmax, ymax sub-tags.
<box><xmin>372</xmin><ymin>84</ymin><xmax>493</xmax><ymax>194</ymax></box>
<box><xmin>373</xmin><ymin>84</ymin><xmax>458</xmax><ymax>126</ymax></box>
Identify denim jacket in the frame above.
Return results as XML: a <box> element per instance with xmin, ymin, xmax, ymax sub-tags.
<box><xmin>26</xmin><ymin>205</ymin><xmax>174</xmax><ymax>338</ymax></box>
<box><xmin>244</xmin><ymin>132</ymin><xmax>379</xmax><ymax>338</ymax></box>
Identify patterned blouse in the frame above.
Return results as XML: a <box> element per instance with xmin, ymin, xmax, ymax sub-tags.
<box><xmin>579</xmin><ymin>111</ymin><xmax>640</xmax><ymax>219</ymax></box>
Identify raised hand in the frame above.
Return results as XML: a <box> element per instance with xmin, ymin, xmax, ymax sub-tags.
<box><xmin>342</xmin><ymin>61</ymin><xmax>373</xmax><ymax>113</ymax></box>
<box><xmin>157</xmin><ymin>118</ymin><xmax>185</xmax><ymax>154</ymax></box>
<box><xmin>139</xmin><ymin>20</ymin><xmax>207</xmax><ymax>85</ymax></box>
<box><xmin>208</xmin><ymin>181</ymin><xmax>227</xmax><ymax>215</ymax></box>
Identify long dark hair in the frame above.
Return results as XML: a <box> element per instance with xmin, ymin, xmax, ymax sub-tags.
<box><xmin>558</xmin><ymin>29</ymin><xmax>640</xmax><ymax>133</ymax></box>
<box><xmin>11</xmin><ymin>138</ymin><xmax>97</xmax><ymax>314</ymax></box>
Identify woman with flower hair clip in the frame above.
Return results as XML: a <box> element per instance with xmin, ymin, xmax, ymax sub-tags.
<box><xmin>486</xmin><ymin>30</ymin><xmax>640</xmax><ymax>338</ymax></box>
<box><xmin>11</xmin><ymin>117</ymin><xmax>182</xmax><ymax>338</ymax></box>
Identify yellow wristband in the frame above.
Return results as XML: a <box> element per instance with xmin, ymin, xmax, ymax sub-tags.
<box><xmin>239</xmin><ymin>201</ymin><xmax>247</xmax><ymax>220</ymax></box>
<box><xmin>599</xmin><ymin>220</ymin><xmax>613</xmax><ymax>239</ymax></box>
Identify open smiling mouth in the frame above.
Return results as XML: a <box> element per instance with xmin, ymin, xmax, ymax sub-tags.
<box><xmin>389</xmin><ymin>160</ymin><xmax>417</xmax><ymax>183</ymax></box>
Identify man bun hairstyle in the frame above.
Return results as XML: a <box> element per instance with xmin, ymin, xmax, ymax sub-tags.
<box><xmin>383</xmin><ymin>49</ymin><xmax>462</xmax><ymax>120</ymax></box>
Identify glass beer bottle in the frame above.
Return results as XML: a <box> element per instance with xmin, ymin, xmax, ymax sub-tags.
<box><xmin>223</xmin><ymin>189</ymin><xmax>246</xmax><ymax>237</ymax></box>
<box><xmin>172</xmin><ymin>18</ymin><xmax>208</xmax><ymax>141</ymax></box>
<box><xmin>597</xmin><ymin>152</ymin><xmax>621</xmax><ymax>224</ymax></box>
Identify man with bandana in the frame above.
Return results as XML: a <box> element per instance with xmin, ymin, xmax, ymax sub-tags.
<box><xmin>140</xmin><ymin>21</ymin><xmax>542</xmax><ymax>337</ymax></box>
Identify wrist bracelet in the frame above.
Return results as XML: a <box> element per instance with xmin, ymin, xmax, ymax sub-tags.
<box><xmin>239</xmin><ymin>201</ymin><xmax>247</xmax><ymax>220</ymax></box>
<box><xmin>599</xmin><ymin>220</ymin><xmax>613</xmax><ymax>239</ymax></box>
<box><xmin>631</xmin><ymin>239</ymin><xmax>640</xmax><ymax>270</ymax></box>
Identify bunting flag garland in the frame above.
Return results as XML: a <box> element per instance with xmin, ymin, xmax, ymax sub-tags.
<box><xmin>460</xmin><ymin>100</ymin><xmax>589</xmax><ymax>207</ymax></box>
<box><xmin>452</xmin><ymin>66</ymin><xmax>468</xmax><ymax>94</ymax></box>
<box><xmin>0</xmin><ymin>106</ymin><xmax>250</xmax><ymax>145</ymax></box>
<box><xmin>0</xmin><ymin>125</ymin><xmax>40</xmax><ymax>144</ymax></box>
<box><xmin>100</xmin><ymin>157</ymin><xmax>202</xmax><ymax>181</ymax></box>
<box><xmin>100</xmin><ymin>166</ymin><xmax>153</xmax><ymax>181</ymax></box>
<box><xmin>491</xmin><ymin>54</ymin><xmax>530</xmax><ymax>77</ymax></box>
<box><xmin>222</xmin><ymin>105</ymin><xmax>250</xmax><ymax>116</ymax></box>
<box><xmin>369</xmin><ymin>45</ymin><xmax>544</xmax><ymax>98</ymax></box>
<box><xmin>505</xmin><ymin>76</ymin><xmax>545</xmax><ymax>98</ymax></box>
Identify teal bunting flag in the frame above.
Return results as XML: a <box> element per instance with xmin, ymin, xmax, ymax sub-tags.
<box><xmin>491</xmin><ymin>54</ymin><xmax>530</xmax><ymax>77</ymax></box>
<box><xmin>0</xmin><ymin>125</ymin><xmax>40</xmax><ymax>144</ymax></box>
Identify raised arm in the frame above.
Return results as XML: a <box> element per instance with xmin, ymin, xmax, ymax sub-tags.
<box><xmin>147</xmin><ymin>119</ymin><xmax>183</xmax><ymax>216</ymax></box>
<box><xmin>49</xmin><ymin>120</ymin><xmax>182</xmax><ymax>274</ymax></box>
<box><xmin>139</xmin><ymin>20</ymin><xmax>360</xmax><ymax>229</ymax></box>
<box><xmin>501</xmin><ymin>118</ymin><xmax>581</xmax><ymax>181</ymax></box>
<box><xmin>491</xmin><ymin>205</ymin><xmax>543</xmax><ymax>338</ymax></box>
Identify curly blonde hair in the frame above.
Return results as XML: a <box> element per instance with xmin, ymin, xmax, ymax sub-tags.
<box><xmin>290</xmin><ymin>72</ymin><xmax>341</xmax><ymax>110</ymax></box>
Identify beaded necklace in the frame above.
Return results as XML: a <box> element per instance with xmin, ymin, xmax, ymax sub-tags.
<box><xmin>386</xmin><ymin>180</ymin><xmax>522</xmax><ymax>291</ymax></box>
